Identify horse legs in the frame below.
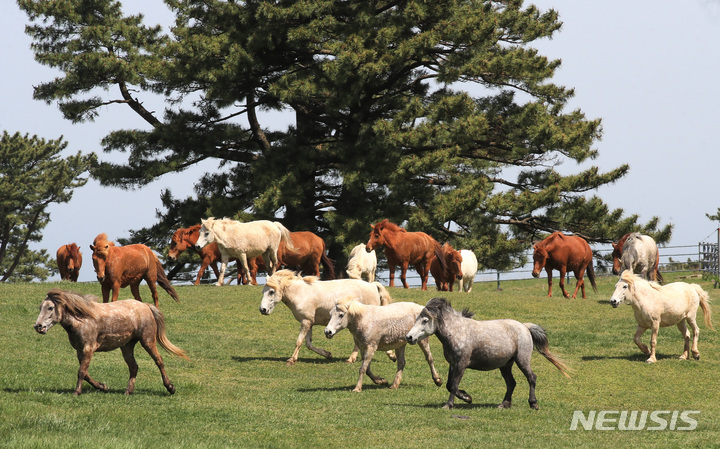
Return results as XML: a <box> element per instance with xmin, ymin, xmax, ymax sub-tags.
<box><xmin>677</xmin><ymin>320</ymin><xmax>691</xmax><ymax>360</ymax></box>
<box><xmin>633</xmin><ymin>325</ymin><xmax>651</xmax><ymax>359</ymax></box>
<box><xmin>513</xmin><ymin>354</ymin><xmax>539</xmax><ymax>410</ymax></box>
<box><xmin>121</xmin><ymin>342</ymin><xmax>139</xmax><ymax>395</ymax></box>
<box><xmin>444</xmin><ymin>364</ymin><xmax>470</xmax><ymax>409</ymax></box>
<box><xmin>558</xmin><ymin>267</ymin><xmax>570</xmax><ymax>298</ymax></box>
<box><xmin>389</xmin><ymin>346</ymin><xmax>406</xmax><ymax>389</ymax></box>
<box><xmin>417</xmin><ymin>338</ymin><xmax>442</xmax><ymax>386</ymax></box>
<box><xmin>498</xmin><ymin>362</ymin><xmax>517</xmax><ymax>409</ymax></box>
<box><xmin>400</xmin><ymin>261</ymin><xmax>411</xmax><ymax>289</ymax></box>
<box><xmin>303</xmin><ymin>325</ymin><xmax>332</xmax><ymax>360</ymax></box>
<box><xmin>416</xmin><ymin>261</ymin><xmax>431</xmax><ymax>291</ymax></box>
<box><xmin>288</xmin><ymin>321</ymin><xmax>331</xmax><ymax>365</ymax></box>
<box><xmin>217</xmin><ymin>255</ymin><xmax>232</xmax><ymax>286</ymax></box>
<box><xmin>571</xmin><ymin>268</ymin><xmax>586</xmax><ymax>299</ymax></box>
<box><xmin>140</xmin><ymin>338</ymin><xmax>175</xmax><ymax>394</ymax></box>
<box><xmin>544</xmin><ymin>267</ymin><xmax>554</xmax><ymax>297</ymax></box>
<box><xmin>686</xmin><ymin>316</ymin><xmax>701</xmax><ymax>360</ymax></box>
<box><xmin>101</xmin><ymin>286</ymin><xmax>111</xmax><ymax>303</ymax></box>
<box><xmin>75</xmin><ymin>348</ymin><xmax>107</xmax><ymax>395</ymax></box>
<box><xmin>387</xmin><ymin>261</ymin><xmax>396</xmax><ymax>287</ymax></box>
<box><xmin>144</xmin><ymin>280</ymin><xmax>160</xmax><ymax>308</ymax></box>
<box><xmin>111</xmin><ymin>283</ymin><xmax>122</xmax><ymax>302</ymax></box>
<box><xmin>354</xmin><ymin>345</ymin><xmax>385</xmax><ymax>392</ymax></box>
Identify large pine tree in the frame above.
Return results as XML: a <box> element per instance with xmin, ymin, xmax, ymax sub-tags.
<box><xmin>20</xmin><ymin>0</ymin><xmax>670</xmax><ymax>271</ymax></box>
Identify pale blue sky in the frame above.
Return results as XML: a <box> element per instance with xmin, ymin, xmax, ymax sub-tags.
<box><xmin>2</xmin><ymin>1</ymin><xmax>719</xmax><ymax>282</ymax></box>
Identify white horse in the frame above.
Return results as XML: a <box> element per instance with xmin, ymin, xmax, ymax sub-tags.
<box><xmin>346</xmin><ymin>243</ymin><xmax>377</xmax><ymax>282</ymax></box>
<box><xmin>324</xmin><ymin>297</ymin><xmax>442</xmax><ymax>392</ymax></box>
<box><xmin>195</xmin><ymin>217</ymin><xmax>293</xmax><ymax>286</ymax></box>
<box><xmin>455</xmin><ymin>249</ymin><xmax>478</xmax><ymax>292</ymax></box>
<box><xmin>612</xmin><ymin>233</ymin><xmax>663</xmax><ymax>283</ymax></box>
<box><xmin>259</xmin><ymin>270</ymin><xmax>393</xmax><ymax>365</ymax></box>
<box><xmin>610</xmin><ymin>271</ymin><xmax>714</xmax><ymax>363</ymax></box>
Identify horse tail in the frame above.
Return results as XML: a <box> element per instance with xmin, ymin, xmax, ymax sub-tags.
<box><xmin>694</xmin><ymin>285</ymin><xmax>715</xmax><ymax>331</ymax></box>
<box><xmin>150</xmin><ymin>305</ymin><xmax>190</xmax><ymax>361</ymax></box>
<box><xmin>654</xmin><ymin>268</ymin><xmax>665</xmax><ymax>285</ymax></box>
<box><xmin>320</xmin><ymin>252</ymin><xmax>336</xmax><ymax>280</ymax></box>
<box><xmin>275</xmin><ymin>222</ymin><xmax>294</xmax><ymax>250</ymax></box>
<box><xmin>373</xmin><ymin>282</ymin><xmax>392</xmax><ymax>305</ymax></box>
<box><xmin>156</xmin><ymin>258</ymin><xmax>180</xmax><ymax>303</ymax></box>
<box><xmin>586</xmin><ymin>260</ymin><xmax>598</xmax><ymax>293</ymax></box>
<box><xmin>524</xmin><ymin>323</ymin><xmax>573</xmax><ymax>378</ymax></box>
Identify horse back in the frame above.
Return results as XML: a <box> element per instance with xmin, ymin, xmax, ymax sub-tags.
<box><xmin>385</xmin><ymin>231</ymin><xmax>438</xmax><ymax>264</ymax></box>
<box><xmin>106</xmin><ymin>244</ymin><xmax>158</xmax><ymax>284</ymax></box>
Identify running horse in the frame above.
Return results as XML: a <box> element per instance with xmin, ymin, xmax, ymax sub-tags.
<box><xmin>278</xmin><ymin>231</ymin><xmax>336</xmax><ymax>280</ymax></box>
<box><xmin>168</xmin><ymin>225</ymin><xmax>244</xmax><ymax>285</ymax></box>
<box><xmin>57</xmin><ymin>243</ymin><xmax>82</xmax><ymax>282</ymax></box>
<box><xmin>532</xmin><ymin>232</ymin><xmax>597</xmax><ymax>299</ymax></box>
<box><xmin>366</xmin><ymin>219</ymin><xmax>444</xmax><ymax>290</ymax></box>
<box><xmin>90</xmin><ymin>233</ymin><xmax>180</xmax><ymax>307</ymax></box>
<box><xmin>611</xmin><ymin>232</ymin><xmax>664</xmax><ymax>283</ymax></box>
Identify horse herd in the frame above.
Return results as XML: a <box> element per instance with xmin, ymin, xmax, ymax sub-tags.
<box><xmin>38</xmin><ymin>221</ymin><xmax>714</xmax><ymax>410</ymax></box>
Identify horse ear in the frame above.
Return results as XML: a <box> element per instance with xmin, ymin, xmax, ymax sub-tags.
<box><xmin>89</xmin><ymin>245</ymin><xmax>95</xmax><ymax>251</ymax></box>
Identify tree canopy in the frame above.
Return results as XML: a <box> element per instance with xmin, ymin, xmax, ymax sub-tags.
<box><xmin>19</xmin><ymin>0</ymin><xmax>671</xmax><ymax>272</ymax></box>
<box><xmin>0</xmin><ymin>131</ymin><xmax>94</xmax><ymax>281</ymax></box>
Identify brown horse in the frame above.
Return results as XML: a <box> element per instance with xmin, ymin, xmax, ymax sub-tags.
<box><xmin>366</xmin><ymin>219</ymin><xmax>444</xmax><ymax>290</ymax></box>
<box><xmin>57</xmin><ymin>243</ymin><xmax>82</xmax><ymax>282</ymax></box>
<box><xmin>34</xmin><ymin>288</ymin><xmax>189</xmax><ymax>395</ymax></box>
<box><xmin>168</xmin><ymin>225</ymin><xmax>243</xmax><ymax>285</ymax></box>
<box><xmin>430</xmin><ymin>243</ymin><xmax>463</xmax><ymax>292</ymax></box>
<box><xmin>279</xmin><ymin>231</ymin><xmax>336</xmax><ymax>280</ymax></box>
<box><xmin>532</xmin><ymin>232</ymin><xmax>597</xmax><ymax>299</ymax></box>
<box><xmin>90</xmin><ymin>233</ymin><xmax>180</xmax><ymax>307</ymax></box>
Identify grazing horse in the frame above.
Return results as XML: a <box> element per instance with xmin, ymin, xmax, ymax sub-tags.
<box><xmin>430</xmin><ymin>243</ymin><xmax>463</xmax><ymax>292</ymax></box>
<box><xmin>34</xmin><ymin>288</ymin><xmax>189</xmax><ymax>395</ymax></box>
<box><xmin>56</xmin><ymin>243</ymin><xmax>82</xmax><ymax>282</ymax></box>
<box><xmin>610</xmin><ymin>271</ymin><xmax>714</xmax><ymax>363</ymax></box>
<box><xmin>366</xmin><ymin>219</ymin><xmax>444</xmax><ymax>290</ymax></box>
<box><xmin>612</xmin><ymin>232</ymin><xmax>664</xmax><ymax>283</ymax></box>
<box><xmin>195</xmin><ymin>217</ymin><xmax>293</xmax><ymax>286</ymax></box>
<box><xmin>456</xmin><ymin>249</ymin><xmax>478</xmax><ymax>293</ymax></box>
<box><xmin>325</xmin><ymin>297</ymin><xmax>442</xmax><ymax>392</ymax></box>
<box><xmin>346</xmin><ymin>243</ymin><xmax>377</xmax><ymax>282</ymax></box>
<box><xmin>406</xmin><ymin>297</ymin><xmax>572</xmax><ymax>410</ymax></box>
<box><xmin>90</xmin><ymin>233</ymin><xmax>180</xmax><ymax>307</ymax></box>
<box><xmin>168</xmin><ymin>224</ymin><xmax>242</xmax><ymax>285</ymax></box>
<box><xmin>532</xmin><ymin>232</ymin><xmax>597</xmax><ymax>299</ymax></box>
<box><xmin>259</xmin><ymin>270</ymin><xmax>393</xmax><ymax>365</ymax></box>
<box><xmin>279</xmin><ymin>231</ymin><xmax>336</xmax><ymax>280</ymax></box>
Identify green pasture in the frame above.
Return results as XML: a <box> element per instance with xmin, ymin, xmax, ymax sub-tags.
<box><xmin>1</xmin><ymin>274</ymin><xmax>718</xmax><ymax>448</ymax></box>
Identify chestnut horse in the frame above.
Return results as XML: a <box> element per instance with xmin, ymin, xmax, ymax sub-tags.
<box><xmin>532</xmin><ymin>232</ymin><xmax>597</xmax><ymax>299</ymax></box>
<box><xmin>168</xmin><ymin>225</ymin><xmax>243</xmax><ymax>285</ymax></box>
<box><xmin>57</xmin><ymin>243</ymin><xmax>82</xmax><ymax>282</ymax></box>
<box><xmin>279</xmin><ymin>231</ymin><xmax>336</xmax><ymax>280</ymax></box>
<box><xmin>430</xmin><ymin>243</ymin><xmax>463</xmax><ymax>292</ymax></box>
<box><xmin>90</xmin><ymin>233</ymin><xmax>180</xmax><ymax>307</ymax></box>
<box><xmin>611</xmin><ymin>232</ymin><xmax>664</xmax><ymax>283</ymax></box>
<box><xmin>366</xmin><ymin>219</ymin><xmax>444</xmax><ymax>290</ymax></box>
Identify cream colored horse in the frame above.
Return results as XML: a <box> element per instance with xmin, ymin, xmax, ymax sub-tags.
<box><xmin>195</xmin><ymin>217</ymin><xmax>293</xmax><ymax>286</ymax></box>
<box><xmin>610</xmin><ymin>271</ymin><xmax>714</xmax><ymax>363</ymax></box>
<box><xmin>455</xmin><ymin>249</ymin><xmax>478</xmax><ymax>293</ymax></box>
<box><xmin>324</xmin><ymin>297</ymin><xmax>442</xmax><ymax>392</ymax></box>
<box><xmin>346</xmin><ymin>243</ymin><xmax>377</xmax><ymax>282</ymax></box>
<box><xmin>259</xmin><ymin>270</ymin><xmax>393</xmax><ymax>365</ymax></box>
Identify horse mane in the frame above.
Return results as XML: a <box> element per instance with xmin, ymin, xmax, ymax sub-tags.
<box><xmin>336</xmin><ymin>296</ymin><xmax>364</xmax><ymax>316</ymax></box>
<box><xmin>46</xmin><ymin>288</ymin><xmax>99</xmax><ymax>320</ymax></box>
<box><xmin>67</xmin><ymin>243</ymin><xmax>81</xmax><ymax>259</ymax></box>
<box><xmin>620</xmin><ymin>270</ymin><xmax>661</xmax><ymax>292</ymax></box>
<box><xmin>265</xmin><ymin>269</ymin><xmax>303</xmax><ymax>293</ymax></box>
<box><xmin>92</xmin><ymin>233</ymin><xmax>115</xmax><ymax>257</ymax></box>
<box><xmin>424</xmin><ymin>297</ymin><xmax>474</xmax><ymax>321</ymax></box>
<box><xmin>375</xmin><ymin>219</ymin><xmax>406</xmax><ymax>234</ymax></box>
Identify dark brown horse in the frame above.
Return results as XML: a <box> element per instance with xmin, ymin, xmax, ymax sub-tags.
<box><xmin>34</xmin><ymin>288</ymin><xmax>189</xmax><ymax>395</ymax></box>
<box><xmin>90</xmin><ymin>233</ymin><xmax>180</xmax><ymax>307</ymax></box>
<box><xmin>279</xmin><ymin>231</ymin><xmax>336</xmax><ymax>280</ymax></box>
<box><xmin>366</xmin><ymin>219</ymin><xmax>444</xmax><ymax>290</ymax></box>
<box><xmin>611</xmin><ymin>233</ymin><xmax>664</xmax><ymax>283</ymax></box>
<box><xmin>56</xmin><ymin>243</ymin><xmax>82</xmax><ymax>282</ymax></box>
<box><xmin>532</xmin><ymin>232</ymin><xmax>597</xmax><ymax>299</ymax></box>
<box><xmin>168</xmin><ymin>225</ymin><xmax>243</xmax><ymax>285</ymax></box>
<box><xmin>430</xmin><ymin>243</ymin><xmax>463</xmax><ymax>292</ymax></box>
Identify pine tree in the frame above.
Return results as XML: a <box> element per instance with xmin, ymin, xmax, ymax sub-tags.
<box><xmin>20</xmin><ymin>0</ymin><xmax>671</xmax><ymax>271</ymax></box>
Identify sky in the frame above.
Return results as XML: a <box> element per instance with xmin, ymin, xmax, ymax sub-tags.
<box><xmin>2</xmin><ymin>0</ymin><xmax>720</xmax><ymax>283</ymax></box>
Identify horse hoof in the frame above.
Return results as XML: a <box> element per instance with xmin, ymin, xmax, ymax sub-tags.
<box><xmin>442</xmin><ymin>403</ymin><xmax>453</xmax><ymax>410</ymax></box>
<box><xmin>434</xmin><ymin>378</ymin><xmax>443</xmax><ymax>387</ymax></box>
<box><xmin>645</xmin><ymin>358</ymin><xmax>656</xmax><ymax>363</ymax></box>
<box><xmin>374</xmin><ymin>378</ymin><xmax>388</xmax><ymax>385</ymax></box>
<box><xmin>286</xmin><ymin>359</ymin><xmax>297</xmax><ymax>366</ymax></box>
<box><xmin>166</xmin><ymin>384</ymin><xmax>176</xmax><ymax>395</ymax></box>
<box><xmin>693</xmin><ymin>353</ymin><xmax>700</xmax><ymax>360</ymax></box>
<box><xmin>98</xmin><ymin>383</ymin><xmax>109</xmax><ymax>392</ymax></box>
<box><xmin>530</xmin><ymin>403</ymin><xmax>539</xmax><ymax>410</ymax></box>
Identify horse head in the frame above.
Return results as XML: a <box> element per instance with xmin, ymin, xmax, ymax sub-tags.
<box><xmin>90</xmin><ymin>234</ymin><xmax>114</xmax><ymax>282</ymax></box>
<box><xmin>610</xmin><ymin>270</ymin><xmax>636</xmax><ymax>308</ymax></box>
<box><xmin>195</xmin><ymin>219</ymin><xmax>215</xmax><ymax>250</ymax></box>
<box><xmin>531</xmin><ymin>245</ymin><xmax>548</xmax><ymax>278</ymax></box>
<box><xmin>324</xmin><ymin>296</ymin><xmax>355</xmax><ymax>339</ymax></box>
<box><xmin>34</xmin><ymin>295</ymin><xmax>61</xmax><ymax>334</ymax></box>
<box><xmin>168</xmin><ymin>226</ymin><xmax>199</xmax><ymax>260</ymax></box>
<box><xmin>366</xmin><ymin>222</ymin><xmax>386</xmax><ymax>251</ymax></box>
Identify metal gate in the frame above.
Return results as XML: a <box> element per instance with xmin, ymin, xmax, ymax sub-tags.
<box><xmin>699</xmin><ymin>233</ymin><xmax>719</xmax><ymax>287</ymax></box>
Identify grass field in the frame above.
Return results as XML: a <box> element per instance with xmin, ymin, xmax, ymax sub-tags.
<box><xmin>1</xmin><ymin>273</ymin><xmax>718</xmax><ymax>448</ymax></box>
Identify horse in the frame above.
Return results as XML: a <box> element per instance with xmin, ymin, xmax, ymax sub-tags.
<box><xmin>90</xmin><ymin>233</ymin><xmax>180</xmax><ymax>307</ymax></box>
<box><xmin>406</xmin><ymin>297</ymin><xmax>572</xmax><ymax>410</ymax></box>
<box><xmin>610</xmin><ymin>271</ymin><xmax>714</xmax><ymax>363</ymax></box>
<box><xmin>168</xmin><ymin>224</ymin><xmax>242</xmax><ymax>285</ymax></box>
<box><xmin>56</xmin><ymin>243</ymin><xmax>82</xmax><ymax>282</ymax></box>
<box><xmin>34</xmin><ymin>288</ymin><xmax>189</xmax><ymax>395</ymax></box>
<box><xmin>195</xmin><ymin>217</ymin><xmax>293</xmax><ymax>286</ymax></box>
<box><xmin>531</xmin><ymin>232</ymin><xmax>597</xmax><ymax>299</ymax></box>
<box><xmin>325</xmin><ymin>296</ymin><xmax>442</xmax><ymax>392</ymax></box>
<box><xmin>366</xmin><ymin>219</ymin><xmax>444</xmax><ymax>290</ymax></box>
<box><xmin>346</xmin><ymin>243</ymin><xmax>377</xmax><ymax>282</ymax></box>
<box><xmin>259</xmin><ymin>269</ymin><xmax>393</xmax><ymax>365</ymax></box>
<box><xmin>278</xmin><ymin>231</ymin><xmax>335</xmax><ymax>280</ymax></box>
<box><xmin>455</xmin><ymin>249</ymin><xmax>478</xmax><ymax>293</ymax></box>
<box><xmin>612</xmin><ymin>232</ymin><xmax>664</xmax><ymax>283</ymax></box>
<box><xmin>430</xmin><ymin>243</ymin><xmax>463</xmax><ymax>292</ymax></box>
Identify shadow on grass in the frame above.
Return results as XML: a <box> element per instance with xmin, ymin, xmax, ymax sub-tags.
<box><xmin>232</xmin><ymin>355</ymin><xmax>344</xmax><ymax>365</ymax></box>
<box><xmin>582</xmin><ymin>352</ymin><xmax>676</xmax><ymax>362</ymax></box>
<box><xmin>2</xmin><ymin>387</ymin><xmax>171</xmax><ymax>396</ymax></box>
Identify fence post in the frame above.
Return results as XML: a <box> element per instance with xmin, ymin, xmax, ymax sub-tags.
<box><xmin>496</xmin><ymin>271</ymin><xmax>502</xmax><ymax>291</ymax></box>
<box><xmin>716</xmin><ymin>228</ymin><xmax>719</xmax><ymax>289</ymax></box>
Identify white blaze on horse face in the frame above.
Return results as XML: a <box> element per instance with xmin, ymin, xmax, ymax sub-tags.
<box><xmin>324</xmin><ymin>306</ymin><xmax>348</xmax><ymax>339</ymax></box>
<box><xmin>406</xmin><ymin>315</ymin><xmax>435</xmax><ymax>344</ymax></box>
<box><xmin>195</xmin><ymin>225</ymin><xmax>213</xmax><ymax>250</ymax></box>
<box><xmin>610</xmin><ymin>280</ymin><xmax>631</xmax><ymax>308</ymax></box>
<box><xmin>259</xmin><ymin>286</ymin><xmax>279</xmax><ymax>315</ymax></box>
<box><xmin>34</xmin><ymin>299</ymin><xmax>58</xmax><ymax>334</ymax></box>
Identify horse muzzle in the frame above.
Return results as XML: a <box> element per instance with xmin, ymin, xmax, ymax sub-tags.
<box><xmin>259</xmin><ymin>306</ymin><xmax>272</xmax><ymax>316</ymax></box>
<box><xmin>405</xmin><ymin>334</ymin><xmax>417</xmax><ymax>345</ymax></box>
<box><xmin>34</xmin><ymin>324</ymin><xmax>47</xmax><ymax>334</ymax></box>
<box><xmin>324</xmin><ymin>329</ymin><xmax>335</xmax><ymax>339</ymax></box>
<box><xmin>96</xmin><ymin>275</ymin><xmax>105</xmax><ymax>283</ymax></box>
<box><xmin>610</xmin><ymin>299</ymin><xmax>621</xmax><ymax>308</ymax></box>
<box><xmin>531</xmin><ymin>271</ymin><xmax>540</xmax><ymax>278</ymax></box>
